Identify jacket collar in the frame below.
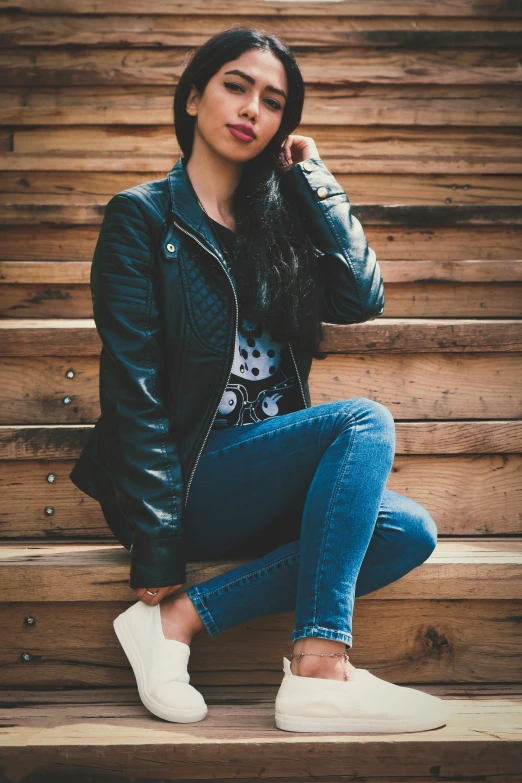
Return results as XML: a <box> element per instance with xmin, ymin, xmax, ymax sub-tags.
<box><xmin>167</xmin><ymin>155</ymin><xmax>229</xmax><ymax>267</ymax></box>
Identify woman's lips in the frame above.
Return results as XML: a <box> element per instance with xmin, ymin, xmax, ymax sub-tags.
<box><xmin>227</xmin><ymin>125</ymin><xmax>255</xmax><ymax>142</ymax></box>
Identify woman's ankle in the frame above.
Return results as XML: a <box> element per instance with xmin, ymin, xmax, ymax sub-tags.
<box><xmin>160</xmin><ymin>591</ymin><xmax>204</xmax><ymax>643</ymax></box>
<box><xmin>290</xmin><ymin>638</ymin><xmax>354</xmax><ymax>680</ymax></box>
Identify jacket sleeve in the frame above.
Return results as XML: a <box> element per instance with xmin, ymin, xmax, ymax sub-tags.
<box><xmin>280</xmin><ymin>157</ymin><xmax>385</xmax><ymax>325</ymax></box>
<box><xmin>91</xmin><ymin>191</ymin><xmax>186</xmax><ymax>589</ymax></box>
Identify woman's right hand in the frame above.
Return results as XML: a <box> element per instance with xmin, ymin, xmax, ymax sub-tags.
<box><xmin>133</xmin><ymin>584</ymin><xmax>183</xmax><ymax>606</ymax></box>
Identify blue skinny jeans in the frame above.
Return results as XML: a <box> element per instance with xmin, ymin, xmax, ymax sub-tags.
<box><xmin>182</xmin><ymin>398</ymin><xmax>438</xmax><ymax>649</ymax></box>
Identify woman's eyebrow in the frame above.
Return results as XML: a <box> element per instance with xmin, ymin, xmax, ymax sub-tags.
<box><xmin>223</xmin><ymin>69</ymin><xmax>287</xmax><ymax>100</ymax></box>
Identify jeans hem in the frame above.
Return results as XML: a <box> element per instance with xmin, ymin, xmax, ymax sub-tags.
<box><xmin>292</xmin><ymin>625</ymin><xmax>352</xmax><ymax>648</ymax></box>
<box><xmin>185</xmin><ymin>585</ymin><xmax>221</xmax><ymax>637</ymax></box>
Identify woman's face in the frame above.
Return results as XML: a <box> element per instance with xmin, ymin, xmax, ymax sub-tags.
<box><xmin>186</xmin><ymin>48</ymin><xmax>288</xmax><ymax>162</ymax></box>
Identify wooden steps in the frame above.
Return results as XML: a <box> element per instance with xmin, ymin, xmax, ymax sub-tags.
<box><xmin>2</xmin><ymin>263</ymin><xmax>522</xmax><ymax>318</ymax></box>
<box><xmin>1</xmin><ymin>539</ymin><xmax>521</xmax><ymax>690</ymax></box>
<box><xmin>3</xmin><ymin>538</ymin><xmax>521</xmax><ymax>602</ymax></box>
<box><xmin>0</xmin><ymin>684</ymin><xmax>521</xmax><ymax>783</ymax></box>
<box><xmin>2</xmin><ymin>317</ymin><xmax>522</xmax><ymax>353</ymax></box>
<box><xmin>1</xmin><ymin>421</ymin><xmax>521</xmax><ymax>540</ymax></box>
<box><xmin>1</xmin><ymin>0</ymin><xmax>522</xmax><ymax>779</ymax></box>
<box><xmin>2</xmin><ymin>193</ymin><xmax>522</xmax><ymax>226</ymax></box>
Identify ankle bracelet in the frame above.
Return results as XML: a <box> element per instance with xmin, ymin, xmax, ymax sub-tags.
<box><xmin>289</xmin><ymin>651</ymin><xmax>351</xmax><ymax>681</ymax></box>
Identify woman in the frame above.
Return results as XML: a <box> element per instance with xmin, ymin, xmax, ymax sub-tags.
<box><xmin>70</xmin><ymin>26</ymin><xmax>451</xmax><ymax>732</ymax></box>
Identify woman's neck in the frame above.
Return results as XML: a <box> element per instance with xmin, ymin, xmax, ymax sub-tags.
<box><xmin>185</xmin><ymin>140</ymin><xmax>242</xmax><ymax>229</ymax></box>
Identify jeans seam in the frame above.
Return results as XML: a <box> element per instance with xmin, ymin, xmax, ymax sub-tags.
<box><xmin>202</xmin><ymin>411</ymin><xmax>342</xmax><ymax>457</ymax></box>
<box><xmin>195</xmin><ymin>550</ymin><xmax>301</xmax><ymax>598</ymax></box>
<box><xmin>293</xmin><ymin>625</ymin><xmax>353</xmax><ymax>645</ymax></box>
<box><xmin>186</xmin><ymin>584</ymin><xmax>221</xmax><ymax>636</ymax></box>
<box><xmin>312</xmin><ymin>412</ymin><xmax>357</xmax><ymax>631</ymax></box>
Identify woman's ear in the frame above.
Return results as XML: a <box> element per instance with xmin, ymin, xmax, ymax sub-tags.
<box><xmin>185</xmin><ymin>85</ymin><xmax>199</xmax><ymax>117</ymax></box>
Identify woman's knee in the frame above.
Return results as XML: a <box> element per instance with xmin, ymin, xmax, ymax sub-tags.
<box><xmin>338</xmin><ymin>397</ymin><xmax>395</xmax><ymax>431</ymax></box>
<box><xmin>344</xmin><ymin>397</ymin><xmax>396</xmax><ymax>454</ymax></box>
<box><xmin>407</xmin><ymin>500</ymin><xmax>438</xmax><ymax>559</ymax></box>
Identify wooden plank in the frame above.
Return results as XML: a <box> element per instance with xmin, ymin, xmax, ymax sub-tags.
<box><xmin>2</xmin><ymin>171</ymin><xmax>522</xmax><ymax>204</ymax></box>
<box><xmin>1</xmin><ymin>351</ymin><xmax>521</xmax><ymax>421</ymax></box>
<box><xmin>4</xmin><ymin>421</ymin><xmax>522</xmax><ymax>459</ymax></box>
<box><xmin>3</xmin><ymin>195</ymin><xmax>522</xmax><ymax>226</ymax></box>
<box><xmin>0</xmin><ymin>130</ymin><xmax>12</xmax><ymax>151</ymax></box>
<box><xmin>4</xmin><ymin>128</ymin><xmax>522</xmax><ymax>173</ymax></box>
<box><xmin>3</xmin><ymin>681</ymin><xmax>521</xmax><ymax>704</ymax></box>
<box><xmin>12</xmin><ymin>125</ymin><xmax>520</xmax><ymax>168</ymax></box>
<box><xmin>1</xmin><ymin>599</ymin><xmax>522</xmax><ymax>687</ymax></box>
<box><xmin>0</xmin><ymin>153</ymin><xmax>181</xmax><ymax>172</ymax></box>
<box><xmin>2</xmin><ymin>84</ymin><xmax>521</xmax><ymax>125</ymax></box>
<box><xmin>308</xmin><ymin>352</ymin><xmax>522</xmax><ymax>419</ymax></box>
<box><xmin>0</xmin><ymin>684</ymin><xmax>288</xmax><ymax>705</ymax></box>
<box><xmin>0</xmin><ymin>355</ymin><xmax>101</xmax><ymax>423</ymax></box>
<box><xmin>3</xmin><ymin>47</ymin><xmax>522</xmax><ymax>87</ymax></box>
<box><xmin>1</xmin><ymin>224</ymin><xmax>521</xmax><ymax>261</ymax></box>
<box><xmin>0</xmin><ymin>539</ymin><xmax>521</xmax><ymax>601</ymax></box>
<box><xmin>379</xmin><ymin>260</ymin><xmax>522</xmax><ymax>283</ymax></box>
<box><xmin>0</xmin><ymin>284</ymin><xmax>93</xmax><ymax>318</ymax></box>
<box><xmin>2</xmin><ymin>193</ymin><xmax>522</xmax><ymax>226</ymax></box>
<box><xmin>3</xmin><ymin>259</ymin><xmax>522</xmax><ymax>285</ymax></box>
<box><xmin>2</xmin><ymin>318</ymin><xmax>521</xmax><ymax>356</ymax></box>
<box><xmin>0</xmin><ymin>686</ymin><xmax>519</xmax><ymax>781</ymax></box>
<box><xmin>324</xmin><ymin>319</ymin><xmax>522</xmax><ymax>352</ymax></box>
<box><xmin>2</xmin><ymin>14</ymin><xmax>521</xmax><ymax>49</ymax></box>
<box><xmin>1</xmin><ymin>452</ymin><xmax>520</xmax><ymax>537</ymax></box>
<box><xmin>379</xmin><ymin>283</ymin><xmax>522</xmax><ymax>318</ymax></box>
<box><xmin>3</xmin><ymin>281</ymin><xmax>522</xmax><ymax>319</ymax></box>
<box><xmin>0</xmin><ymin>170</ymin><xmax>159</xmax><ymax>194</ymax></box>
<box><xmin>0</xmin><ymin>261</ymin><xmax>91</xmax><ymax>283</ymax></box>
<box><xmin>1</xmin><ymin>0</ymin><xmax>519</xmax><ymax>17</ymax></box>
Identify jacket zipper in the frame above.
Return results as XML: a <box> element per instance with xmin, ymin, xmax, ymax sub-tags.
<box><xmin>172</xmin><ymin>218</ymin><xmax>309</xmax><ymax>507</ymax></box>
<box><xmin>287</xmin><ymin>339</ymin><xmax>308</xmax><ymax>410</ymax></box>
<box><xmin>172</xmin><ymin>219</ymin><xmax>238</xmax><ymax>508</ymax></box>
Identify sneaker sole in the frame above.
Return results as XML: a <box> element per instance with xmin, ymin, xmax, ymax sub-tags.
<box><xmin>275</xmin><ymin>711</ymin><xmax>449</xmax><ymax>733</ymax></box>
<box><xmin>113</xmin><ymin>612</ymin><xmax>208</xmax><ymax>723</ymax></box>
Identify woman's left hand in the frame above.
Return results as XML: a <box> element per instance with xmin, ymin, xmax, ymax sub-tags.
<box><xmin>277</xmin><ymin>134</ymin><xmax>319</xmax><ymax>175</ymax></box>
<box><xmin>133</xmin><ymin>584</ymin><xmax>182</xmax><ymax>606</ymax></box>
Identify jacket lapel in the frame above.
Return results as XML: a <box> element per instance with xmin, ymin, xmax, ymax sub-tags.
<box><xmin>167</xmin><ymin>156</ymin><xmax>228</xmax><ymax>268</ymax></box>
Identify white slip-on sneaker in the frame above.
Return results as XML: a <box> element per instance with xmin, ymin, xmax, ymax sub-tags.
<box><xmin>113</xmin><ymin>600</ymin><xmax>208</xmax><ymax>723</ymax></box>
<box><xmin>275</xmin><ymin>656</ymin><xmax>452</xmax><ymax>733</ymax></box>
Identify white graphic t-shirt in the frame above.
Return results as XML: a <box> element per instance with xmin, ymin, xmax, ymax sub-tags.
<box><xmin>208</xmin><ymin>218</ymin><xmax>301</xmax><ymax>429</ymax></box>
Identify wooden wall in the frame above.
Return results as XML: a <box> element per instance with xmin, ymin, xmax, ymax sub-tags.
<box><xmin>1</xmin><ymin>0</ymin><xmax>521</xmax><ymax>319</ymax></box>
<box><xmin>0</xmin><ymin>1</ymin><xmax>521</xmax><ymax>545</ymax></box>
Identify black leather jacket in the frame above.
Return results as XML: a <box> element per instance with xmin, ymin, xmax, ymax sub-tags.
<box><xmin>69</xmin><ymin>155</ymin><xmax>385</xmax><ymax>589</ymax></box>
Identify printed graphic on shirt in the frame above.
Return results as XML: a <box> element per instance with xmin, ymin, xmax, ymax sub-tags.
<box><xmin>212</xmin><ymin>318</ymin><xmax>300</xmax><ymax>429</ymax></box>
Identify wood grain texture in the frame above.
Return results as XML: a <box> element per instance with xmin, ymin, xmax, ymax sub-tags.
<box><xmin>0</xmin><ymin>453</ymin><xmax>520</xmax><ymax>537</ymax></box>
<box><xmin>1</xmin><ymin>0</ymin><xmax>520</xmax><ymax>16</ymax></box>
<box><xmin>1</xmin><ymin>318</ymin><xmax>521</xmax><ymax>356</ymax></box>
<box><xmin>1</xmin><ymin>539</ymin><xmax>522</xmax><ymax>601</ymax></box>
<box><xmin>3</xmin><ymin>281</ymin><xmax>522</xmax><ymax>318</ymax></box>
<box><xmin>1</xmin><ymin>350</ymin><xmax>521</xmax><ymax>421</ymax></box>
<box><xmin>5</xmin><ymin>123</ymin><xmax>522</xmax><ymax>173</ymax></box>
<box><xmin>3</xmin><ymin>259</ymin><xmax>522</xmax><ymax>284</ymax></box>
<box><xmin>3</xmin><ymin>47</ymin><xmax>522</xmax><ymax>87</ymax></box>
<box><xmin>0</xmin><ymin>687</ymin><xmax>519</xmax><ymax>780</ymax></box>
<box><xmin>2</xmin><ymin>194</ymin><xmax>522</xmax><ymax>226</ymax></box>
<box><xmin>2</xmin><ymin>13</ymin><xmax>521</xmax><ymax>50</ymax></box>
<box><xmin>3</xmin><ymin>223</ymin><xmax>521</xmax><ymax>261</ymax></box>
<box><xmin>1</xmin><ymin>595</ymin><xmax>522</xmax><ymax>686</ymax></box>
<box><xmin>2</xmin><ymin>84</ymin><xmax>521</xmax><ymax>126</ymax></box>
<box><xmin>3</xmin><ymin>420</ymin><xmax>522</xmax><ymax>458</ymax></box>
<box><xmin>2</xmin><ymin>171</ymin><xmax>522</xmax><ymax>202</ymax></box>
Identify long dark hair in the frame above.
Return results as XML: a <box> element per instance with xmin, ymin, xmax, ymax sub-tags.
<box><xmin>173</xmin><ymin>26</ymin><xmax>327</xmax><ymax>360</ymax></box>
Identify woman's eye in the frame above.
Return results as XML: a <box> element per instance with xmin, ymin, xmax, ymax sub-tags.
<box><xmin>224</xmin><ymin>82</ymin><xmax>281</xmax><ymax>111</ymax></box>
